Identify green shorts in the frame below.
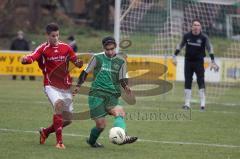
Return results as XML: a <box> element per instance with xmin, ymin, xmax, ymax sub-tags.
<box><xmin>88</xmin><ymin>90</ymin><xmax>119</xmax><ymax>119</ymax></box>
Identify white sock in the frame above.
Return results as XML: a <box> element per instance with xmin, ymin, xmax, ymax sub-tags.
<box><xmin>199</xmin><ymin>88</ymin><xmax>205</xmax><ymax>107</ymax></box>
<box><xmin>184</xmin><ymin>89</ymin><xmax>192</xmax><ymax>107</ymax></box>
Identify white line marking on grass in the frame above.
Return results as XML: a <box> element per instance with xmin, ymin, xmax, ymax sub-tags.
<box><xmin>192</xmin><ymin>99</ymin><xmax>239</xmax><ymax>107</ymax></box>
<box><xmin>138</xmin><ymin>139</ymin><xmax>240</xmax><ymax>148</ymax></box>
<box><xmin>0</xmin><ymin>128</ymin><xmax>88</xmax><ymax>137</ymax></box>
<box><xmin>1</xmin><ymin>128</ymin><xmax>240</xmax><ymax>149</ymax></box>
<box><xmin>0</xmin><ymin>99</ymin><xmax>49</xmax><ymax>104</ymax></box>
<box><xmin>208</xmin><ymin>102</ymin><xmax>240</xmax><ymax>107</ymax></box>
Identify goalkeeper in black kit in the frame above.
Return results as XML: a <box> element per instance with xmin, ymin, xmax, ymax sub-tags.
<box><xmin>172</xmin><ymin>19</ymin><xmax>219</xmax><ymax>110</ymax></box>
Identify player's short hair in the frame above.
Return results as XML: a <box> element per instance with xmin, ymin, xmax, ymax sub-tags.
<box><xmin>46</xmin><ymin>23</ymin><xmax>59</xmax><ymax>34</ymax></box>
<box><xmin>102</xmin><ymin>36</ymin><xmax>116</xmax><ymax>47</ymax></box>
<box><xmin>192</xmin><ymin>18</ymin><xmax>202</xmax><ymax>25</ymax></box>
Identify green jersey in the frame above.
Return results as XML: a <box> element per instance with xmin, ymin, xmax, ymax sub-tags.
<box><xmin>85</xmin><ymin>52</ymin><xmax>127</xmax><ymax>96</ymax></box>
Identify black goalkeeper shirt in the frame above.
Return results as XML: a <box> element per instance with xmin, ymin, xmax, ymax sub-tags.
<box><xmin>175</xmin><ymin>31</ymin><xmax>213</xmax><ymax>61</ymax></box>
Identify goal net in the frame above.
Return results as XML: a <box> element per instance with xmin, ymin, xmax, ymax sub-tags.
<box><xmin>119</xmin><ymin>0</ymin><xmax>240</xmax><ymax>105</ymax></box>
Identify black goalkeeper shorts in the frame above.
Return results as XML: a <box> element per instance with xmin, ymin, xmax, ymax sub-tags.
<box><xmin>184</xmin><ymin>59</ymin><xmax>205</xmax><ymax>89</ymax></box>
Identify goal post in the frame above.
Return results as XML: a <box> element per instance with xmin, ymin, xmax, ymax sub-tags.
<box><xmin>115</xmin><ymin>0</ymin><xmax>240</xmax><ymax>103</ymax></box>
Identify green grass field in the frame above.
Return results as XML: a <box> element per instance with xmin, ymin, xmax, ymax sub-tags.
<box><xmin>0</xmin><ymin>77</ymin><xmax>240</xmax><ymax>159</ymax></box>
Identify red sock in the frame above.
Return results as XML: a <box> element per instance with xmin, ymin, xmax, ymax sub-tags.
<box><xmin>53</xmin><ymin>114</ymin><xmax>63</xmax><ymax>144</ymax></box>
<box><xmin>43</xmin><ymin>120</ymin><xmax>70</xmax><ymax>136</ymax></box>
<box><xmin>43</xmin><ymin>125</ymin><xmax>55</xmax><ymax>136</ymax></box>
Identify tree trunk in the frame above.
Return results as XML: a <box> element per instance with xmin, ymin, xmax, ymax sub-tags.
<box><xmin>86</xmin><ymin>0</ymin><xmax>113</xmax><ymax>30</ymax></box>
<box><xmin>0</xmin><ymin>0</ymin><xmax>17</xmax><ymax>36</ymax></box>
<box><xmin>28</xmin><ymin>0</ymin><xmax>40</xmax><ymax>32</ymax></box>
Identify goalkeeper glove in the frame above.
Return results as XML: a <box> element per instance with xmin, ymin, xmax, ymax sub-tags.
<box><xmin>210</xmin><ymin>61</ymin><xmax>219</xmax><ymax>72</ymax></box>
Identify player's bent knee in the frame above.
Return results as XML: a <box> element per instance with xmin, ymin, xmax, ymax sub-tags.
<box><xmin>96</xmin><ymin>124</ymin><xmax>106</xmax><ymax>129</ymax></box>
<box><xmin>54</xmin><ymin>100</ymin><xmax>65</xmax><ymax>114</ymax></box>
<box><xmin>95</xmin><ymin>118</ymin><xmax>106</xmax><ymax>129</ymax></box>
<box><xmin>109</xmin><ymin>107</ymin><xmax>126</xmax><ymax>117</ymax></box>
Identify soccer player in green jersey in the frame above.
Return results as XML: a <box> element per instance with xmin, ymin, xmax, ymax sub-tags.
<box><xmin>74</xmin><ymin>36</ymin><xmax>138</xmax><ymax>148</ymax></box>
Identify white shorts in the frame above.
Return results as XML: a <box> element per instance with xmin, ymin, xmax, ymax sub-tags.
<box><xmin>44</xmin><ymin>85</ymin><xmax>73</xmax><ymax>112</ymax></box>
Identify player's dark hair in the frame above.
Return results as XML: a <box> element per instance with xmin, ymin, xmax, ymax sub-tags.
<box><xmin>102</xmin><ymin>36</ymin><xmax>116</xmax><ymax>47</ymax></box>
<box><xmin>46</xmin><ymin>23</ymin><xmax>59</xmax><ymax>34</ymax></box>
<box><xmin>192</xmin><ymin>18</ymin><xmax>202</xmax><ymax>25</ymax></box>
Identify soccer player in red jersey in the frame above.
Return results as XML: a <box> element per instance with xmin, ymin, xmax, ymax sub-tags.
<box><xmin>21</xmin><ymin>23</ymin><xmax>83</xmax><ymax>149</ymax></box>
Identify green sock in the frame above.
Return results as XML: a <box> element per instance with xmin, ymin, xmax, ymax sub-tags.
<box><xmin>88</xmin><ymin>127</ymin><xmax>102</xmax><ymax>145</ymax></box>
<box><xmin>113</xmin><ymin>116</ymin><xmax>126</xmax><ymax>130</ymax></box>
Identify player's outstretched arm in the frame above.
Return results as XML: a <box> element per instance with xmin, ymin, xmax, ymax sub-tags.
<box><xmin>73</xmin><ymin>59</ymin><xmax>83</xmax><ymax>68</ymax></box>
<box><xmin>77</xmin><ymin>70</ymin><xmax>88</xmax><ymax>86</ymax></box>
<box><xmin>172</xmin><ymin>34</ymin><xmax>186</xmax><ymax>65</ymax></box>
<box><xmin>68</xmin><ymin>48</ymin><xmax>83</xmax><ymax>68</ymax></box>
<box><xmin>120</xmin><ymin>78</ymin><xmax>132</xmax><ymax>95</ymax></box>
<box><xmin>69</xmin><ymin>54</ymin><xmax>83</xmax><ymax>68</ymax></box>
<box><xmin>206</xmin><ymin>37</ymin><xmax>219</xmax><ymax>72</ymax></box>
<box><xmin>209</xmin><ymin>54</ymin><xmax>219</xmax><ymax>72</ymax></box>
<box><xmin>21</xmin><ymin>44</ymin><xmax>44</xmax><ymax>65</ymax></box>
<box><xmin>72</xmin><ymin>55</ymin><xmax>96</xmax><ymax>95</ymax></box>
<box><xmin>119</xmin><ymin>59</ymin><xmax>132</xmax><ymax>95</ymax></box>
<box><xmin>120</xmin><ymin>78</ymin><xmax>136</xmax><ymax>105</ymax></box>
<box><xmin>72</xmin><ymin>70</ymin><xmax>88</xmax><ymax>95</ymax></box>
<box><xmin>119</xmin><ymin>60</ymin><xmax>136</xmax><ymax>105</ymax></box>
<box><xmin>210</xmin><ymin>59</ymin><xmax>219</xmax><ymax>72</ymax></box>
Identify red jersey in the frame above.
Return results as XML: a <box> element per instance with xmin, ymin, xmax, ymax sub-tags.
<box><xmin>25</xmin><ymin>42</ymin><xmax>78</xmax><ymax>89</ymax></box>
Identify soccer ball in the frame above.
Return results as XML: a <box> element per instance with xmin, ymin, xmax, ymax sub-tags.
<box><xmin>109</xmin><ymin>127</ymin><xmax>126</xmax><ymax>145</ymax></box>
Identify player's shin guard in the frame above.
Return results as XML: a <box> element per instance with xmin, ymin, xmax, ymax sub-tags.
<box><xmin>199</xmin><ymin>88</ymin><xmax>205</xmax><ymax>107</ymax></box>
<box><xmin>113</xmin><ymin>116</ymin><xmax>126</xmax><ymax>130</ymax></box>
<box><xmin>88</xmin><ymin>127</ymin><xmax>103</xmax><ymax>145</ymax></box>
<box><xmin>53</xmin><ymin>114</ymin><xmax>63</xmax><ymax>144</ymax></box>
<box><xmin>184</xmin><ymin>89</ymin><xmax>192</xmax><ymax>107</ymax></box>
